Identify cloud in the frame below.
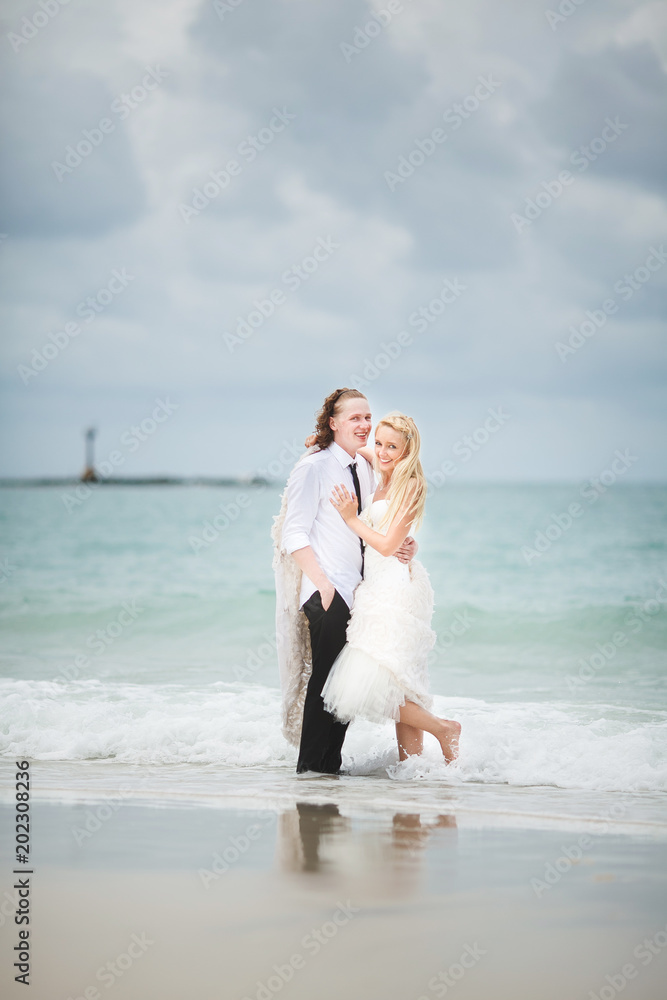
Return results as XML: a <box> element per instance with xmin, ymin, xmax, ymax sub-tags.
<box><xmin>0</xmin><ymin>0</ymin><xmax>665</xmax><ymax>479</ymax></box>
<box><xmin>0</xmin><ymin>66</ymin><xmax>147</xmax><ymax>237</ymax></box>
<box><xmin>532</xmin><ymin>42</ymin><xmax>667</xmax><ymax>196</ymax></box>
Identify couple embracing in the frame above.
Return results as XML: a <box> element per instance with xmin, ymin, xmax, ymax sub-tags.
<box><xmin>272</xmin><ymin>388</ymin><xmax>461</xmax><ymax>776</ymax></box>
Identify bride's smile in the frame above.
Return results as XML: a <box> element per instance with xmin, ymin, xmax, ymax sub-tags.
<box><xmin>375</xmin><ymin>426</ymin><xmax>406</xmax><ymax>478</ymax></box>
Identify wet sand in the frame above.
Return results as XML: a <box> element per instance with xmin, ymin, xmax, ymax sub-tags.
<box><xmin>1</xmin><ymin>795</ymin><xmax>666</xmax><ymax>1000</ymax></box>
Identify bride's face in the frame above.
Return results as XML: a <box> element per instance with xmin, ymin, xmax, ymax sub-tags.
<box><xmin>374</xmin><ymin>425</ymin><xmax>406</xmax><ymax>477</ymax></box>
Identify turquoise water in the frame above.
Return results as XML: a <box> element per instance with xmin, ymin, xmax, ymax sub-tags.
<box><xmin>0</xmin><ymin>483</ymin><xmax>666</xmax><ymax>802</ymax></box>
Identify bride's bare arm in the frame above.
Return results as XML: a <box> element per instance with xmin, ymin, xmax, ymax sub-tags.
<box><xmin>355</xmin><ymin>445</ymin><xmax>417</xmax><ymax>555</ymax></box>
<box><xmin>355</xmin><ymin>445</ymin><xmax>375</xmax><ymax>464</ymax></box>
<box><xmin>330</xmin><ymin>484</ymin><xmax>417</xmax><ymax>558</ymax></box>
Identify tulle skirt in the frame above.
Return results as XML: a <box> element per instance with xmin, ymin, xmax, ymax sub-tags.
<box><xmin>322</xmin><ymin>645</ymin><xmax>433</xmax><ymax>724</ymax></box>
<box><xmin>322</xmin><ymin>555</ymin><xmax>435</xmax><ymax>725</ymax></box>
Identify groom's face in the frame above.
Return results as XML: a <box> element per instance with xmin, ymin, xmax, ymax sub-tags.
<box><xmin>330</xmin><ymin>396</ymin><xmax>372</xmax><ymax>456</ymax></box>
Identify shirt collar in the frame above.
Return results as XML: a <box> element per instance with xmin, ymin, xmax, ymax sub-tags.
<box><xmin>329</xmin><ymin>441</ymin><xmax>357</xmax><ymax>469</ymax></box>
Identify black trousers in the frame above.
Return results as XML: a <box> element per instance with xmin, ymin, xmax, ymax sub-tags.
<box><xmin>296</xmin><ymin>589</ymin><xmax>350</xmax><ymax>774</ymax></box>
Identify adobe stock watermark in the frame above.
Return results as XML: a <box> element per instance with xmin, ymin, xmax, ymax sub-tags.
<box><xmin>71</xmin><ymin>761</ymin><xmax>175</xmax><ymax>846</ymax></box>
<box><xmin>555</xmin><ymin>245</ymin><xmax>667</xmax><ymax>361</ymax></box>
<box><xmin>349</xmin><ymin>277</ymin><xmax>467</xmax><ymax>389</ymax></box>
<box><xmin>588</xmin><ymin>922</ymin><xmax>667</xmax><ymax>1000</ymax></box>
<box><xmin>7</xmin><ymin>0</ymin><xmax>70</xmax><ymax>54</ymax></box>
<box><xmin>521</xmin><ymin>448</ymin><xmax>638</xmax><ymax>565</ymax></box>
<box><xmin>56</xmin><ymin>598</ymin><xmax>145</xmax><ymax>683</ymax></box>
<box><xmin>530</xmin><ymin>797</ymin><xmax>633</xmax><ymax>898</ymax></box>
<box><xmin>233</xmin><ymin>632</ymin><xmax>278</xmax><ymax>681</ymax></box>
<box><xmin>566</xmin><ymin>579</ymin><xmax>667</xmax><ymax>692</ymax></box>
<box><xmin>0</xmin><ymin>557</ymin><xmax>16</xmax><ymax>584</ymax></box>
<box><xmin>223</xmin><ymin>236</ymin><xmax>340</xmax><ymax>352</ymax></box>
<box><xmin>240</xmin><ymin>901</ymin><xmax>360</xmax><ymax>1000</ymax></box>
<box><xmin>531</xmin><ymin>833</ymin><xmax>594</xmax><ymax>898</ymax></box>
<box><xmin>430</xmin><ymin>608</ymin><xmax>475</xmax><ymax>658</ymax></box>
<box><xmin>384</xmin><ymin>75</ymin><xmax>502</xmax><ymax>191</ymax></box>
<box><xmin>340</xmin><ymin>0</ymin><xmax>415</xmax><ymax>63</ymax></box>
<box><xmin>179</xmin><ymin>107</ymin><xmax>296</xmax><ymax>223</ymax></box>
<box><xmin>198</xmin><ymin>812</ymin><xmax>276</xmax><ymax>887</ymax></box>
<box><xmin>63</xmin><ymin>933</ymin><xmax>154</xmax><ymax>1000</ymax></box>
<box><xmin>213</xmin><ymin>0</ymin><xmax>245</xmax><ymax>20</ymax></box>
<box><xmin>0</xmin><ymin>887</ymin><xmax>22</xmax><ymax>930</ymax></box>
<box><xmin>418</xmin><ymin>943</ymin><xmax>486</xmax><ymax>999</ymax></box>
<box><xmin>511</xmin><ymin>116</ymin><xmax>629</xmax><ymax>234</ymax></box>
<box><xmin>72</xmin><ymin>794</ymin><xmax>140</xmax><ymax>848</ymax></box>
<box><xmin>545</xmin><ymin>0</ymin><xmax>588</xmax><ymax>32</ymax></box>
<box><xmin>189</xmin><ymin>439</ymin><xmax>303</xmax><ymax>552</ymax></box>
<box><xmin>51</xmin><ymin>67</ymin><xmax>169</xmax><ymax>181</ymax></box>
<box><xmin>427</xmin><ymin>407</ymin><xmax>510</xmax><ymax>488</ymax></box>
<box><xmin>60</xmin><ymin>397</ymin><xmax>180</xmax><ymax>512</ymax></box>
<box><xmin>17</xmin><ymin>267</ymin><xmax>135</xmax><ymax>385</ymax></box>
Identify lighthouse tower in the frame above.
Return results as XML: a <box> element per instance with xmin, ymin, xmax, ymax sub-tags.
<box><xmin>81</xmin><ymin>427</ymin><xmax>98</xmax><ymax>482</ymax></box>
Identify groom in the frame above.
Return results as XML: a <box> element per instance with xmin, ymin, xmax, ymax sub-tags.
<box><xmin>281</xmin><ymin>388</ymin><xmax>417</xmax><ymax>775</ymax></box>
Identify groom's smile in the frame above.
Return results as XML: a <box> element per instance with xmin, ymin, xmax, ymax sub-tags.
<box><xmin>329</xmin><ymin>396</ymin><xmax>372</xmax><ymax>457</ymax></box>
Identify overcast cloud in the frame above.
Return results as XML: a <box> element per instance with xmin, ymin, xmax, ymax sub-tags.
<box><xmin>0</xmin><ymin>0</ymin><xmax>665</xmax><ymax>481</ymax></box>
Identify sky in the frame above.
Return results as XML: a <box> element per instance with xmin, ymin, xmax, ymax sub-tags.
<box><xmin>0</xmin><ymin>0</ymin><xmax>666</xmax><ymax>482</ymax></box>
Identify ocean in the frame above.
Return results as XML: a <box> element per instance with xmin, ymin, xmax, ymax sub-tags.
<box><xmin>1</xmin><ymin>481</ymin><xmax>666</xmax><ymax>829</ymax></box>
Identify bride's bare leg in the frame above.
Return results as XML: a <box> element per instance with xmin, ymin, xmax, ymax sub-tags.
<box><xmin>395</xmin><ymin>722</ymin><xmax>423</xmax><ymax>760</ymax></box>
<box><xmin>397</xmin><ymin>701</ymin><xmax>461</xmax><ymax>763</ymax></box>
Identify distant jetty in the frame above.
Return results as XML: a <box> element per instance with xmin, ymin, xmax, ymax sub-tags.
<box><xmin>0</xmin><ymin>476</ymin><xmax>272</xmax><ymax>487</ymax></box>
<box><xmin>0</xmin><ymin>428</ymin><xmax>274</xmax><ymax>487</ymax></box>
<box><xmin>0</xmin><ymin>427</ymin><xmax>272</xmax><ymax>489</ymax></box>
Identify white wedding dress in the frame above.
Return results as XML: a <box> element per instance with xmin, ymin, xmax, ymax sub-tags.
<box><xmin>322</xmin><ymin>497</ymin><xmax>436</xmax><ymax>725</ymax></box>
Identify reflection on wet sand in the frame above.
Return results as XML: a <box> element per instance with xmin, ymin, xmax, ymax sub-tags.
<box><xmin>278</xmin><ymin>802</ymin><xmax>457</xmax><ymax>894</ymax></box>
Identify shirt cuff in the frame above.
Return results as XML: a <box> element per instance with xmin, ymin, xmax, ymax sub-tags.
<box><xmin>282</xmin><ymin>531</ymin><xmax>310</xmax><ymax>555</ymax></box>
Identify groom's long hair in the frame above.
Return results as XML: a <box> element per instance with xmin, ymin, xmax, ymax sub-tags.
<box><xmin>312</xmin><ymin>387</ymin><xmax>367</xmax><ymax>450</ymax></box>
<box><xmin>375</xmin><ymin>412</ymin><xmax>428</xmax><ymax>532</ymax></box>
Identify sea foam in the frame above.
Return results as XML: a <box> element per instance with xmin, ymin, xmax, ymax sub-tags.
<box><xmin>1</xmin><ymin>678</ymin><xmax>665</xmax><ymax>795</ymax></box>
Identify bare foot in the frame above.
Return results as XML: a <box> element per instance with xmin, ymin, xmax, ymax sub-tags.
<box><xmin>436</xmin><ymin>719</ymin><xmax>461</xmax><ymax>763</ymax></box>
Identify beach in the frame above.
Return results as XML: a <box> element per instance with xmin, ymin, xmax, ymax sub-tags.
<box><xmin>1</xmin><ymin>764</ymin><xmax>667</xmax><ymax>1000</ymax></box>
<box><xmin>1</xmin><ymin>482</ymin><xmax>666</xmax><ymax>997</ymax></box>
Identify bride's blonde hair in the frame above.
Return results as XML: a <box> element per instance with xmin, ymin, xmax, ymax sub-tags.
<box><xmin>375</xmin><ymin>411</ymin><xmax>427</xmax><ymax>531</ymax></box>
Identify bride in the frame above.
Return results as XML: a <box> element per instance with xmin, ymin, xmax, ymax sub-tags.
<box><xmin>321</xmin><ymin>411</ymin><xmax>461</xmax><ymax>763</ymax></box>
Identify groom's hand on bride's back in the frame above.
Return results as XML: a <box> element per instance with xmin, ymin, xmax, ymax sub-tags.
<box><xmin>394</xmin><ymin>536</ymin><xmax>418</xmax><ymax>563</ymax></box>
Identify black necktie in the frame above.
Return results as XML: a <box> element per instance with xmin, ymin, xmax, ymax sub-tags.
<box><xmin>349</xmin><ymin>461</ymin><xmax>365</xmax><ymax>575</ymax></box>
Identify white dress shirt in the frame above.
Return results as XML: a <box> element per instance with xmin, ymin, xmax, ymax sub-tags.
<box><xmin>281</xmin><ymin>441</ymin><xmax>376</xmax><ymax>610</ymax></box>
